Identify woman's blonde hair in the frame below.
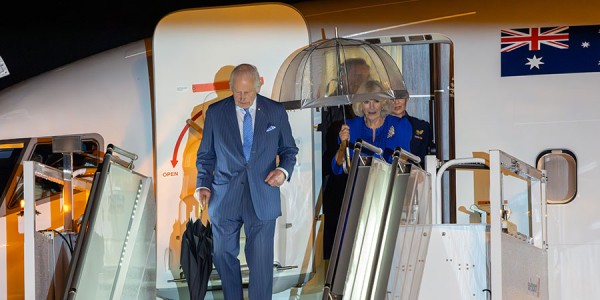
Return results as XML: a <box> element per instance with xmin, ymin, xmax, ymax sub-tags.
<box><xmin>351</xmin><ymin>80</ymin><xmax>390</xmax><ymax>117</ymax></box>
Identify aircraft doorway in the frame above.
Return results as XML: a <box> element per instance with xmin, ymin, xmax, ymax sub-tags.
<box><xmin>375</xmin><ymin>35</ymin><xmax>456</xmax><ymax>222</ymax></box>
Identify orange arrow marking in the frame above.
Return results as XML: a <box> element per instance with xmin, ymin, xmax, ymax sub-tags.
<box><xmin>171</xmin><ymin>110</ymin><xmax>203</xmax><ymax>167</ymax></box>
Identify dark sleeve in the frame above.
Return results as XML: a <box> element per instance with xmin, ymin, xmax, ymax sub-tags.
<box><xmin>196</xmin><ymin>105</ymin><xmax>216</xmax><ymax>188</ymax></box>
<box><xmin>408</xmin><ymin>116</ymin><xmax>434</xmax><ymax>166</ymax></box>
<box><xmin>423</xmin><ymin>120</ymin><xmax>435</xmax><ymax>154</ymax></box>
<box><xmin>276</xmin><ymin>104</ymin><xmax>299</xmax><ymax>180</ymax></box>
<box><xmin>321</xmin><ymin>106</ymin><xmax>347</xmax><ymax>178</ymax></box>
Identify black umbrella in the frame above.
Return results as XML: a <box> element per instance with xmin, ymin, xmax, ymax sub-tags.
<box><xmin>181</xmin><ymin>215</ymin><xmax>213</xmax><ymax>300</ymax></box>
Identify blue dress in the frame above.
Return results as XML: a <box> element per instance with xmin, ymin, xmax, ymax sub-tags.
<box><xmin>331</xmin><ymin>115</ymin><xmax>412</xmax><ymax>175</ymax></box>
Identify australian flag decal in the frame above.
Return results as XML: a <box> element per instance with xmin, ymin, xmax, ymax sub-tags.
<box><xmin>501</xmin><ymin>25</ymin><xmax>600</xmax><ymax>76</ymax></box>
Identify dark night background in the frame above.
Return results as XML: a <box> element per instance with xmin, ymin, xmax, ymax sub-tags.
<box><xmin>0</xmin><ymin>1</ymin><xmax>303</xmax><ymax>91</ymax></box>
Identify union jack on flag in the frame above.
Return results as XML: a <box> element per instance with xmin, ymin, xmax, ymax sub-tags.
<box><xmin>501</xmin><ymin>24</ymin><xmax>600</xmax><ymax>76</ymax></box>
<box><xmin>501</xmin><ymin>26</ymin><xmax>569</xmax><ymax>52</ymax></box>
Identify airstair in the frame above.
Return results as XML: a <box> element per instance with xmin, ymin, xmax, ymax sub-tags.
<box><xmin>21</xmin><ymin>143</ymin><xmax>156</xmax><ymax>299</ymax></box>
<box><xmin>323</xmin><ymin>142</ymin><xmax>548</xmax><ymax>300</ymax></box>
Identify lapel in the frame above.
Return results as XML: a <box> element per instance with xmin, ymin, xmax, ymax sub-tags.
<box><xmin>223</xmin><ymin>98</ymin><xmax>244</xmax><ymax>152</ymax></box>
<box><xmin>252</xmin><ymin>96</ymin><xmax>268</xmax><ymax>156</ymax></box>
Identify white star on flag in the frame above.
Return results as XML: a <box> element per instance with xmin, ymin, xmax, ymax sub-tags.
<box><xmin>526</xmin><ymin>55</ymin><xmax>544</xmax><ymax>69</ymax></box>
<box><xmin>582</xmin><ymin>41</ymin><xmax>590</xmax><ymax>48</ymax></box>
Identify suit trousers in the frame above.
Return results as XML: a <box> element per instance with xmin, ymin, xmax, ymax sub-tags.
<box><xmin>211</xmin><ymin>179</ymin><xmax>276</xmax><ymax>300</ymax></box>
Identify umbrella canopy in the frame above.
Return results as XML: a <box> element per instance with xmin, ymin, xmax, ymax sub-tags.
<box><xmin>276</xmin><ymin>37</ymin><xmax>409</xmax><ymax>110</ymax></box>
<box><xmin>181</xmin><ymin>218</ymin><xmax>213</xmax><ymax>300</ymax></box>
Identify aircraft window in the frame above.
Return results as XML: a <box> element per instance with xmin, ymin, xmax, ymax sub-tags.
<box><xmin>6</xmin><ymin>139</ymin><xmax>101</xmax><ymax>211</ymax></box>
<box><xmin>536</xmin><ymin>149</ymin><xmax>577</xmax><ymax>204</ymax></box>
<box><xmin>0</xmin><ymin>145</ymin><xmax>24</xmax><ymax>202</ymax></box>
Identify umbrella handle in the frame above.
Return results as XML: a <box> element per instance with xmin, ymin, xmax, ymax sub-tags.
<box><xmin>198</xmin><ymin>196</ymin><xmax>212</xmax><ymax>226</ymax></box>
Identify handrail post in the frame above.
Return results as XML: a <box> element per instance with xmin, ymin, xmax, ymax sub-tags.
<box><xmin>23</xmin><ymin>161</ymin><xmax>36</xmax><ymax>300</ymax></box>
<box><xmin>53</xmin><ymin>135</ymin><xmax>82</xmax><ymax>232</ymax></box>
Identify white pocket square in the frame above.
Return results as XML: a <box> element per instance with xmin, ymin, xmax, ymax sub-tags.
<box><xmin>266</xmin><ymin>125</ymin><xmax>277</xmax><ymax>132</ymax></box>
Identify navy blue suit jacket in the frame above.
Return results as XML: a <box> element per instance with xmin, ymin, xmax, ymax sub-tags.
<box><xmin>406</xmin><ymin>113</ymin><xmax>434</xmax><ymax>167</ymax></box>
<box><xmin>196</xmin><ymin>95</ymin><xmax>298</xmax><ymax>221</ymax></box>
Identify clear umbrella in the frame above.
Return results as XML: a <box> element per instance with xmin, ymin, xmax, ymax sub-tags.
<box><xmin>276</xmin><ymin>37</ymin><xmax>408</xmax><ymax>110</ymax></box>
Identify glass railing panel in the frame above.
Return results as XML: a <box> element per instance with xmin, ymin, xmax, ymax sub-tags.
<box><xmin>371</xmin><ymin>164</ymin><xmax>410</xmax><ymax>299</ymax></box>
<box><xmin>497</xmin><ymin>151</ymin><xmax>545</xmax><ymax>245</ymax></box>
<box><xmin>387</xmin><ymin>166</ymin><xmax>432</xmax><ymax>300</ymax></box>
<box><xmin>116</xmin><ymin>180</ymin><xmax>156</xmax><ymax>300</ymax></box>
<box><xmin>344</xmin><ymin>157</ymin><xmax>392</xmax><ymax>299</ymax></box>
<box><xmin>501</xmin><ymin>173</ymin><xmax>531</xmax><ymax>238</ymax></box>
<box><xmin>68</xmin><ymin>160</ymin><xmax>155</xmax><ymax>299</ymax></box>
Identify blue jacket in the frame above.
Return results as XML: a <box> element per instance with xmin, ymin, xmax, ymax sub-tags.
<box><xmin>331</xmin><ymin>115</ymin><xmax>412</xmax><ymax>175</ymax></box>
<box><xmin>196</xmin><ymin>95</ymin><xmax>298</xmax><ymax>220</ymax></box>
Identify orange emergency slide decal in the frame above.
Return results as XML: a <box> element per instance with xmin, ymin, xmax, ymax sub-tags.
<box><xmin>192</xmin><ymin>77</ymin><xmax>264</xmax><ymax>93</ymax></box>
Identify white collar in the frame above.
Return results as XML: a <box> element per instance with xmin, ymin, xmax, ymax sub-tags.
<box><xmin>236</xmin><ymin>97</ymin><xmax>257</xmax><ymax>112</ymax></box>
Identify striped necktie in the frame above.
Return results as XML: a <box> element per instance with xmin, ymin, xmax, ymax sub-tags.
<box><xmin>243</xmin><ymin>108</ymin><xmax>253</xmax><ymax>161</ymax></box>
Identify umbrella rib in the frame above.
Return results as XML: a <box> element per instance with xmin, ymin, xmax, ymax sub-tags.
<box><xmin>300</xmin><ymin>40</ymin><xmax>328</xmax><ymax>105</ymax></box>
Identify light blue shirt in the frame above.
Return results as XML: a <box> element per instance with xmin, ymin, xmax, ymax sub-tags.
<box><xmin>235</xmin><ymin>98</ymin><xmax>257</xmax><ymax>144</ymax></box>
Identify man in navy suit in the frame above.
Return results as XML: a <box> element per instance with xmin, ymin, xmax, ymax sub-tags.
<box><xmin>195</xmin><ymin>63</ymin><xmax>298</xmax><ymax>299</ymax></box>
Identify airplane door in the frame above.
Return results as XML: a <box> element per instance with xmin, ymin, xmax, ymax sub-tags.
<box><xmin>152</xmin><ymin>4</ymin><xmax>313</xmax><ymax>298</ymax></box>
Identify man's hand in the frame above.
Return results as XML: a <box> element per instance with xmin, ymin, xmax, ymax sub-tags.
<box><xmin>265</xmin><ymin>169</ymin><xmax>286</xmax><ymax>187</ymax></box>
<box><xmin>194</xmin><ymin>188</ymin><xmax>211</xmax><ymax>210</ymax></box>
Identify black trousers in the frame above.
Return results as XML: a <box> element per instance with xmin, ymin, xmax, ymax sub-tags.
<box><xmin>322</xmin><ymin>173</ymin><xmax>348</xmax><ymax>260</ymax></box>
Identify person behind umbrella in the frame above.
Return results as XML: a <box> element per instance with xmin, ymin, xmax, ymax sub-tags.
<box><xmin>331</xmin><ymin>79</ymin><xmax>413</xmax><ymax>175</ymax></box>
<box><xmin>321</xmin><ymin>58</ymin><xmax>371</xmax><ymax>260</ymax></box>
<box><xmin>195</xmin><ymin>63</ymin><xmax>298</xmax><ymax>300</ymax></box>
<box><xmin>389</xmin><ymin>95</ymin><xmax>435</xmax><ymax>168</ymax></box>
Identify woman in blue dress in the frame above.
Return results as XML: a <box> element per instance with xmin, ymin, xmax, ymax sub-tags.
<box><xmin>322</xmin><ymin>80</ymin><xmax>412</xmax><ymax>261</ymax></box>
<box><xmin>331</xmin><ymin>80</ymin><xmax>412</xmax><ymax>175</ymax></box>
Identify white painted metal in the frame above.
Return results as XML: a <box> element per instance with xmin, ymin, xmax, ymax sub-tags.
<box><xmin>435</xmin><ymin>158</ymin><xmax>486</xmax><ymax>224</ymax></box>
<box><xmin>501</xmin><ymin>235</ymin><xmax>549</xmax><ymax>299</ymax></box>
<box><xmin>540</xmin><ymin>170</ymin><xmax>548</xmax><ymax>250</ymax></box>
<box><xmin>23</xmin><ymin>161</ymin><xmax>36</xmax><ymax>300</ymax></box>
<box><xmin>417</xmin><ymin>225</ymin><xmax>488</xmax><ymax>300</ymax></box>
<box><xmin>488</xmin><ymin>150</ymin><xmax>503</xmax><ymax>300</ymax></box>
<box><xmin>531</xmin><ymin>170</ymin><xmax>546</xmax><ymax>249</ymax></box>
<box><xmin>425</xmin><ymin>155</ymin><xmax>439</xmax><ymax>224</ymax></box>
